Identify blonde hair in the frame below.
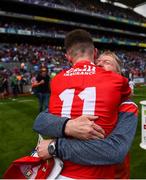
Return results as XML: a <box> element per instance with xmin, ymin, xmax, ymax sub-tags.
<box><xmin>98</xmin><ymin>51</ymin><xmax>122</xmax><ymax>74</ymax></box>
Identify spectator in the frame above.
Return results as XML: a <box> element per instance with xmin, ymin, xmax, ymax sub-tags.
<box><xmin>34</xmin><ymin>68</ymin><xmax>51</xmax><ymax>112</ymax></box>
<box><xmin>10</xmin><ymin>73</ymin><xmax>18</xmax><ymax>99</ymax></box>
<box><xmin>3</xmin><ymin>75</ymin><xmax>9</xmax><ymax>97</ymax></box>
<box><xmin>0</xmin><ymin>74</ymin><xmax>4</xmax><ymax>99</ymax></box>
<box><xmin>129</xmin><ymin>78</ymin><xmax>135</xmax><ymax>95</ymax></box>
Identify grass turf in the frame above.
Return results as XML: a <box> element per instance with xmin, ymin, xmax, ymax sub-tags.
<box><xmin>0</xmin><ymin>86</ymin><xmax>146</xmax><ymax>178</ymax></box>
<box><xmin>0</xmin><ymin>96</ymin><xmax>38</xmax><ymax>178</ymax></box>
<box><xmin>130</xmin><ymin>86</ymin><xmax>146</xmax><ymax>179</ymax></box>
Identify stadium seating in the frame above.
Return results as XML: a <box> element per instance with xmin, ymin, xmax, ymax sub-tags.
<box><xmin>18</xmin><ymin>0</ymin><xmax>146</xmax><ymax>23</ymax></box>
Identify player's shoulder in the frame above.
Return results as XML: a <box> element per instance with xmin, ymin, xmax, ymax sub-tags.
<box><xmin>119</xmin><ymin>99</ymin><xmax>138</xmax><ymax>115</ymax></box>
<box><xmin>110</xmin><ymin>71</ymin><xmax>125</xmax><ymax>80</ymax></box>
<box><xmin>110</xmin><ymin>71</ymin><xmax>129</xmax><ymax>85</ymax></box>
<box><xmin>120</xmin><ymin>99</ymin><xmax>137</xmax><ymax>107</ymax></box>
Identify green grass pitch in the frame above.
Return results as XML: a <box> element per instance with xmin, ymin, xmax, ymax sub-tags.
<box><xmin>0</xmin><ymin>86</ymin><xmax>146</xmax><ymax>178</ymax></box>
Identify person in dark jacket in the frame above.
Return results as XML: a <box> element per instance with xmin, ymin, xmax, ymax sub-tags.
<box><xmin>34</xmin><ymin>68</ymin><xmax>51</xmax><ymax>112</ymax></box>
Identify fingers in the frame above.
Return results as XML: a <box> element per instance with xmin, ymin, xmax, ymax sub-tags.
<box><xmin>89</xmin><ymin>135</ymin><xmax>103</xmax><ymax>140</ymax></box>
<box><xmin>86</xmin><ymin>123</ymin><xmax>105</xmax><ymax>139</ymax></box>
<box><xmin>92</xmin><ymin>124</ymin><xmax>105</xmax><ymax>135</ymax></box>
<box><xmin>84</xmin><ymin>115</ymin><xmax>99</xmax><ymax>121</ymax></box>
<box><xmin>73</xmin><ymin>115</ymin><xmax>98</xmax><ymax>122</ymax></box>
<box><xmin>80</xmin><ymin>124</ymin><xmax>105</xmax><ymax>140</ymax></box>
<box><xmin>82</xmin><ymin>131</ymin><xmax>104</xmax><ymax>140</ymax></box>
<box><xmin>90</xmin><ymin>129</ymin><xmax>105</xmax><ymax>139</ymax></box>
<box><xmin>66</xmin><ymin>115</ymin><xmax>105</xmax><ymax>140</ymax></box>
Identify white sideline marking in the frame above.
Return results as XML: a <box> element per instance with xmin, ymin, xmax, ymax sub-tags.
<box><xmin>18</xmin><ymin>100</ymin><xmax>34</xmax><ymax>102</ymax></box>
<box><xmin>0</xmin><ymin>99</ymin><xmax>34</xmax><ymax>104</ymax></box>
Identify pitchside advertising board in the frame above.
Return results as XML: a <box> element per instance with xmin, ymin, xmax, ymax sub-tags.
<box><xmin>133</xmin><ymin>77</ymin><xmax>145</xmax><ymax>84</ymax></box>
<box><xmin>140</xmin><ymin>101</ymin><xmax>146</xmax><ymax>149</ymax></box>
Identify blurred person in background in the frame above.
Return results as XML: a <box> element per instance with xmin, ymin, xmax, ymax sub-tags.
<box><xmin>129</xmin><ymin>78</ymin><xmax>135</xmax><ymax>96</ymax></box>
<box><xmin>31</xmin><ymin>72</ymin><xmax>37</xmax><ymax>95</ymax></box>
<box><xmin>33</xmin><ymin>68</ymin><xmax>51</xmax><ymax>112</ymax></box>
<box><xmin>10</xmin><ymin>73</ymin><xmax>18</xmax><ymax>99</ymax></box>
<box><xmin>3</xmin><ymin>75</ymin><xmax>9</xmax><ymax>98</ymax></box>
<box><xmin>16</xmin><ymin>73</ymin><xmax>23</xmax><ymax>94</ymax></box>
<box><xmin>0</xmin><ymin>73</ymin><xmax>5</xmax><ymax>99</ymax></box>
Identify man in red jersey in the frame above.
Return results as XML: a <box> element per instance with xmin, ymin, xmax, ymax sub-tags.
<box><xmin>37</xmin><ymin>29</ymin><xmax>131</xmax><ymax>179</ymax></box>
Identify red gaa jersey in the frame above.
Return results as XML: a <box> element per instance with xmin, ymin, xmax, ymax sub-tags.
<box><xmin>49</xmin><ymin>61</ymin><xmax>131</xmax><ymax>179</ymax></box>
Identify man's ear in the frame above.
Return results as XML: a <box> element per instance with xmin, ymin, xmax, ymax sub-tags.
<box><xmin>65</xmin><ymin>53</ymin><xmax>73</xmax><ymax>62</ymax></box>
<box><xmin>94</xmin><ymin>48</ymin><xmax>99</xmax><ymax>61</ymax></box>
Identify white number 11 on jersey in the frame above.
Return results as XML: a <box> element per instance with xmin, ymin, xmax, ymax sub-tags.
<box><xmin>59</xmin><ymin>87</ymin><xmax>96</xmax><ymax>118</ymax></box>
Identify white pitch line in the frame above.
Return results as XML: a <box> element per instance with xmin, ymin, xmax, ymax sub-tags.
<box><xmin>18</xmin><ymin>99</ymin><xmax>34</xmax><ymax>102</ymax></box>
<box><xmin>0</xmin><ymin>99</ymin><xmax>34</xmax><ymax>104</ymax></box>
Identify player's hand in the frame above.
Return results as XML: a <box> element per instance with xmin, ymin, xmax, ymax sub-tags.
<box><xmin>65</xmin><ymin>115</ymin><xmax>105</xmax><ymax>140</ymax></box>
<box><xmin>36</xmin><ymin>139</ymin><xmax>53</xmax><ymax>160</ymax></box>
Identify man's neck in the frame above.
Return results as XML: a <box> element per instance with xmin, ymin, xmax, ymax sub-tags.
<box><xmin>73</xmin><ymin>57</ymin><xmax>94</xmax><ymax>65</ymax></box>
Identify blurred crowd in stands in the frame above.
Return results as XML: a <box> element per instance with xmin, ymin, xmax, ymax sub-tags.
<box><xmin>115</xmin><ymin>50</ymin><xmax>146</xmax><ymax>79</ymax></box>
<box><xmin>19</xmin><ymin>0</ymin><xmax>146</xmax><ymax>23</ymax></box>
<box><xmin>0</xmin><ymin>0</ymin><xmax>145</xmax><ymax>99</ymax></box>
<box><xmin>0</xmin><ymin>22</ymin><xmax>146</xmax><ymax>44</ymax></box>
<box><xmin>0</xmin><ymin>43</ymin><xmax>69</xmax><ymax>99</ymax></box>
<box><xmin>0</xmin><ymin>42</ymin><xmax>146</xmax><ymax>99</ymax></box>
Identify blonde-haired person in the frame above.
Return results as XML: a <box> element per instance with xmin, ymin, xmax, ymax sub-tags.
<box><xmin>96</xmin><ymin>50</ymin><xmax>134</xmax><ymax>179</ymax></box>
<box><xmin>96</xmin><ymin>50</ymin><xmax>122</xmax><ymax>74</ymax></box>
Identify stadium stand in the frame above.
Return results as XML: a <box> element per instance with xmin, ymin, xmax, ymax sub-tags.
<box><xmin>18</xmin><ymin>0</ymin><xmax>146</xmax><ymax>23</ymax></box>
<box><xmin>0</xmin><ymin>0</ymin><xmax>146</xmax><ymax>95</ymax></box>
